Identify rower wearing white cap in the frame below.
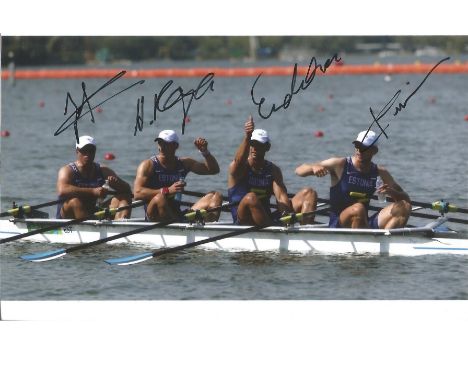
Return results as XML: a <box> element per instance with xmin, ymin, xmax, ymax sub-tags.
<box><xmin>56</xmin><ymin>135</ymin><xmax>132</xmax><ymax>219</ymax></box>
<box><xmin>228</xmin><ymin>116</ymin><xmax>317</xmax><ymax>225</ymax></box>
<box><xmin>295</xmin><ymin>130</ymin><xmax>412</xmax><ymax>229</ymax></box>
<box><xmin>134</xmin><ymin>129</ymin><xmax>222</xmax><ymax>222</ymax></box>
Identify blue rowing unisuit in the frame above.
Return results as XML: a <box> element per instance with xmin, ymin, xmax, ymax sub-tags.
<box><xmin>144</xmin><ymin>155</ymin><xmax>190</xmax><ymax>221</ymax></box>
<box><xmin>228</xmin><ymin>160</ymin><xmax>273</xmax><ymax>223</ymax></box>
<box><xmin>56</xmin><ymin>162</ymin><xmax>105</xmax><ymax>218</ymax></box>
<box><xmin>329</xmin><ymin>157</ymin><xmax>379</xmax><ymax>228</ymax></box>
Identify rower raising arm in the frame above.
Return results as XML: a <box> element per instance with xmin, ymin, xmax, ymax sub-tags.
<box><xmin>228</xmin><ymin>116</ymin><xmax>317</xmax><ymax>225</ymax></box>
<box><xmin>134</xmin><ymin>130</ymin><xmax>222</xmax><ymax>223</ymax></box>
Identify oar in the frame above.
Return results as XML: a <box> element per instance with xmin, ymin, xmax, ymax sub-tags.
<box><xmin>349</xmin><ymin>192</ymin><xmax>468</xmax><ymax>214</ymax></box>
<box><xmin>184</xmin><ymin>189</ymin><xmax>468</xmax><ymax>224</ymax></box>
<box><xmin>104</xmin><ymin>205</ymin><xmax>330</xmax><ymax>266</ymax></box>
<box><xmin>20</xmin><ymin>201</ymin><xmax>236</xmax><ymax>262</ymax></box>
<box><xmin>1</xmin><ymin>200</ymin><xmax>143</xmax><ymax>245</ymax></box>
<box><xmin>349</xmin><ymin>192</ymin><xmax>468</xmax><ymax>224</ymax></box>
<box><xmin>0</xmin><ymin>199</ymin><xmax>62</xmax><ymax>218</ymax></box>
<box><xmin>183</xmin><ymin>190</ymin><xmax>331</xmax><ymax>219</ymax></box>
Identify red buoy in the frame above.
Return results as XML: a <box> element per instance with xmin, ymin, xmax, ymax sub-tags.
<box><xmin>38</xmin><ymin>100</ymin><xmax>45</xmax><ymax>108</ymax></box>
<box><xmin>96</xmin><ymin>107</ymin><xmax>103</xmax><ymax>113</ymax></box>
<box><xmin>464</xmin><ymin>115</ymin><xmax>468</xmax><ymax>121</ymax></box>
<box><xmin>428</xmin><ymin>96</ymin><xmax>436</xmax><ymax>104</ymax></box>
<box><xmin>1</xmin><ymin>130</ymin><xmax>10</xmax><ymax>137</ymax></box>
<box><xmin>314</xmin><ymin>130</ymin><xmax>324</xmax><ymax>138</ymax></box>
<box><xmin>318</xmin><ymin>106</ymin><xmax>325</xmax><ymax>112</ymax></box>
<box><xmin>104</xmin><ymin>152</ymin><xmax>115</xmax><ymax>160</ymax></box>
<box><xmin>225</xmin><ymin>99</ymin><xmax>232</xmax><ymax>105</ymax></box>
<box><xmin>184</xmin><ymin>116</ymin><xmax>191</xmax><ymax>124</ymax></box>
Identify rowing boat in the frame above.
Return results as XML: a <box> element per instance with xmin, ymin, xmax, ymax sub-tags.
<box><xmin>1</xmin><ymin>216</ymin><xmax>467</xmax><ymax>256</ymax></box>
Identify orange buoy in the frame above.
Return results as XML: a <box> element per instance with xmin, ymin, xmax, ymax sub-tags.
<box><xmin>1</xmin><ymin>130</ymin><xmax>10</xmax><ymax>137</ymax></box>
<box><xmin>38</xmin><ymin>100</ymin><xmax>45</xmax><ymax>108</ymax></box>
<box><xmin>314</xmin><ymin>130</ymin><xmax>324</xmax><ymax>138</ymax></box>
<box><xmin>104</xmin><ymin>152</ymin><xmax>115</xmax><ymax>160</ymax></box>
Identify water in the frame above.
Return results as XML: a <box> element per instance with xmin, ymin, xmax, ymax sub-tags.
<box><xmin>1</xmin><ymin>56</ymin><xmax>468</xmax><ymax>300</ymax></box>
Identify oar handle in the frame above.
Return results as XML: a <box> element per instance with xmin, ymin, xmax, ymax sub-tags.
<box><xmin>0</xmin><ymin>200</ymin><xmax>143</xmax><ymax>245</ymax></box>
<box><xmin>431</xmin><ymin>200</ymin><xmax>458</xmax><ymax>213</ymax></box>
<box><xmin>0</xmin><ymin>199</ymin><xmax>62</xmax><ymax>218</ymax></box>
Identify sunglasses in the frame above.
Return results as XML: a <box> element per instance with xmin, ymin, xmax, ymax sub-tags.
<box><xmin>250</xmin><ymin>141</ymin><xmax>269</xmax><ymax>149</ymax></box>
<box><xmin>78</xmin><ymin>146</ymin><xmax>96</xmax><ymax>155</ymax></box>
<box><xmin>354</xmin><ymin>144</ymin><xmax>370</xmax><ymax>153</ymax></box>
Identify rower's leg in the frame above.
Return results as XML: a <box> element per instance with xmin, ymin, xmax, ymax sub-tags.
<box><xmin>60</xmin><ymin>198</ymin><xmax>93</xmax><ymax>219</ymax></box>
<box><xmin>191</xmin><ymin>191</ymin><xmax>223</xmax><ymax>222</ymax></box>
<box><xmin>376</xmin><ymin>200</ymin><xmax>412</xmax><ymax>229</ymax></box>
<box><xmin>237</xmin><ymin>192</ymin><xmax>272</xmax><ymax>226</ymax></box>
<box><xmin>339</xmin><ymin>203</ymin><xmax>369</xmax><ymax>228</ymax></box>
<box><xmin>146</xmin><ymin>193</ymin><xmax>179</xmax><ymax>222</ymax></box>
<box><xmin>109</xmin><ymin>195</ymin><xmax>132</xmax><ymax>220</ymax></box>
<box><xmin>291</xmin><ymin>187</ymin><xmax>317</xmax><ymax>224</ymax></box>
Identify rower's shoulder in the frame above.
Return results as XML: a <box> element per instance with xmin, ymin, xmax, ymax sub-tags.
<box><xmin>135</xmin><ymin>158</ymin><xmax>155</xmax><ymax>174</ymax></box>
<box><xmin>58</xmin><ymin>162</ymin><xmax>73</xmax><ymax>175</ymax></box>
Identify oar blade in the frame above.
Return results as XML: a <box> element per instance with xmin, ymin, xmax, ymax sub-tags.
<box><xmin>105</xmin><ymin>252</ymin><xmax>154</xmax><ymax>266</ymax></box>
<box><xmin>21</xmin><ymin>248</ymin><xmax>67</xmax><ymax>262</ymax></box>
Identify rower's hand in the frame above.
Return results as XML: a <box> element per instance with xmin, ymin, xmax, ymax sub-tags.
<box><xmin>378</xmin><ymin>183</ymin><xmax>396</xmax><ymax>198</ymax></box>
<box><xmin>312</xmin><ymin>165</ymin><xmax>329</xmax><ymax>177</ymax></box>
<box><xmin>170</xmin><ymin>180</ymin><xmax>186</xmax><ymax>194</ymax></box>
<box><xmin>194</xmin><ymin>137</ymin><xmax>208</xmax><ymax>152</ymax></box>
<box><xmin>106</xmin><ymin>176</ymin><xmax>119</xmax><ymax>190</ymax></box>
<box><xmin>245</xmin><ymin>115</ymin><xmax>254</xmax><ymax>138</ymax></box>
<box><xmin>93</xmin><ymin>186</ymin><xmax>109</xmax><ymax>198</ymax></box>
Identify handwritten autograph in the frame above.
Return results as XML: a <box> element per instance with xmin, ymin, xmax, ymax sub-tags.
<box><xmin>55</xmin><ymin>70</ymin><xmax>145</xmax><ymax>143</ymax></box>
<box><xmin>361</xmin><ymin>56</ymin><xmax>451</xmax><ymax>149</ymax></box>
<box><xmin>134</xmin><ymin>73</ymin><xmax>215</xmax><ymax>136</ymax></box>
<box><xmin>250</xmin><ymin>53</ymin><xmax>342</xmax><ymax>119</ymax></box>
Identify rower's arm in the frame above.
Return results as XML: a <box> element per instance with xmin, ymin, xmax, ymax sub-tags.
<box><xmin>272</xmin><ymin>164</ymin><xmax>293</xmax><ymax>215</ymax></box>
<box><xmin>133</xmin><ymin>160</ymin><xmax>160</xmax><ymax>201</ymax></box>
<box><xmin>101</xmin><ymin>166</ymin><xmax>132</xmax><ymax>194</ymax></box>
<box><xmin>295</xmin><ymin>157</ymin><xmax>343</xmax><ymax>178</ymax></box>
<box><xmin>182</xmin><ymin>137</ymin><xmax>220</xmax><ymax>175</ymax></box>
<box><xmin>56</xmin><ymin>166</ymin><xmax>98</xmax><ymax>199</ymax></box>
<box><xmin>229</xmin><ymin>116</ymin><xmax>254</xmax><ymax>183</ymax></box>
<box><xmin>378</xmin><ymin>167</ymin><xmax>411</xmax><ymax>203</ymax></box>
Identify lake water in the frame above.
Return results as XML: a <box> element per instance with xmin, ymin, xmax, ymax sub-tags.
<box><xmin>1</xmin><ymin>56</ymin><xmax>468</xmax><ymax>301</ymax></box>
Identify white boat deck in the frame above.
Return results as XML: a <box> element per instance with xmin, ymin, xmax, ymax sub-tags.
<box><xmin>1</xmin><ymin>217</ymin><xmax>467</xmax><ymax>256</ymax></box>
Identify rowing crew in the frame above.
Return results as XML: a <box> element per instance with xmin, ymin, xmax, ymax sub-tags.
<box><xmin>56</xmin><ymin>116</ymin><xmax>411</xmax><ymax>230</ymax></box>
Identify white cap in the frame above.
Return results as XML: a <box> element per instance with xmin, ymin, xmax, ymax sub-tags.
<box><xmin>251</xmin><ymin>129</ymin><xmax>270</xmax><ymax>144</ymax></box>
<box><xmin>353</xmin><ymin>130</ymin><xmax>379</xmax><ymax>147</ymax></box>
<box><xmin>76</xmin><ymin>135</ymin><xmax>96</xmax><ymax>149</ymax></box>
<box><xmin>155</xmin><ymin>129</ymin><xmax>179</xmax><ymax>144</ymax></box>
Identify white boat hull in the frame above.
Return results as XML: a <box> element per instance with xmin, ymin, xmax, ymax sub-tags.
<box><xmin>1</xmin><ymin>218</ymin><xmax>467</xmax><ymax>256</ymax></box>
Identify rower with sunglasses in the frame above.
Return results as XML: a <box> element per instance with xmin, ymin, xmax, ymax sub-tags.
<box><xmin>228</xmin><ymin>116</ymin><xmax>317</xmax><ymax>225</ymax></box>
<box><xmin>56</xmin><ymin>136</ymin><xmax>132</xmax><ymax>219</ymax></box>
<box><xmin>295</xmin><ymin>130</ymin><xmax>412</xmax><ymax>229</ymax></box>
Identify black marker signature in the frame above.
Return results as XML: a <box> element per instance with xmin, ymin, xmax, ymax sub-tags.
<box><xmin>55</xmin><ymin>71</ymin><xmax>145</xmax><ymax>143</ymax></box>
<box><xmin>250</xmin><ymin>53</ymin><xmax>342</xmax><ymax>119</ymax></box>
<box><xmin>135</xmin><ymin>73</ymin><xmax>215</xmax><ymax>136</ymax></box>
<box><xmin>361</xmin><ymin>57</ymin><xmax>450</xmax><ymax>149</ymax></box>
